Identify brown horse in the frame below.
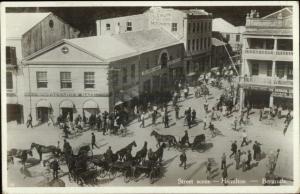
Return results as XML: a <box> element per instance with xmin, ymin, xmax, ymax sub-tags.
<box><xmin>150</xmin><ymin>130</ymin><xmax>177</xmax><ymax>148</ymax></box>
<box><xmin>116</xmin><ymin>141</ymin><xmax>137</xmax><ymax>161</ymax></box>
<box><xmin>31</xmin><ymin>143</ymin><xmax>61</xmax><ymax>161</ymax></box>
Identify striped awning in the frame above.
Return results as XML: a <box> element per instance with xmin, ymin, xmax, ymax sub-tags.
<box><xmin>36</xmin><ymin>100</ymin><xmax>51</xmax><ymax>108</ymax></box>
<box><xmin>83</xmin><ymin>100</ymin><xmax>98</xmax><ymax>109</ymax></box>
<box><xmin>60</xmin><ymin>100</ymin><xmax>74</xmax><ymax>108</ymax></box>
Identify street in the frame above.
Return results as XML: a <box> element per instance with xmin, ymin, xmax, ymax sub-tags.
<box><xmin>7</xmin><ymin>83</ymin><xmax>293</xmax><ymax>187</ymax></box>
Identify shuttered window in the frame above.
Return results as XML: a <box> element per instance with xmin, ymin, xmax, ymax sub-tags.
<box><xmin>84</xmin><ymin>72</ymin><xmax>95</xmax><ymax>89</ymax></box>
<box><xmin>36</xmin><ymin>72</ymin><xmax>48</xmax><ymax>88</ymax></box>
<box><xmin>6</xmin><ymin>72</ymin><xmax>13</xmax><ymax>89</ymax></box>
<box><xmin>60</xmin><ymin>72</ymin><xmax>72</xmax><ymax>88</ymax></box>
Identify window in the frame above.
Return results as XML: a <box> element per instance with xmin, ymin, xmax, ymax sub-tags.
<box><xmin>196</xmin><ymin>39</ymin><xmax>199</xmax><ymax>50</ymax></box>
<box><xmin>36</xmin><ymin>72</ymin><xmax>47</xmax><ymax>88</ymax></box>
<box><xmin>204</xmin><ymin>22</ymin><xmax>207</xmax><ymax>32</ymax></box>
<box><xmin>169</xmin><ymin>55</ymin><xmax>173</xmax><ymax>61</ymax></box>
<box><xmin>276</xmin><ymin>65</ymin><xmax>285</xmax><ymax>79</ymax></box>
<box><xmin>49</xmin><ymin>20</ymin><xmax>54</xmax><ymax>28</ymax></box>
<box><xmin>106</xmin><ymin>23</ymin><xmax>110</xmax><ymax>30</ymax></box>
<box><xmin>188</xmin><ymin>23</ymin><xmax>191</xmax><ymax>33</ymax></box>
<box><xmin>252</xmin><ymin>64</ymin><xmax>259</xmax><ymax>76</ymax></box>
<box><xmin>186</xmin><ymin>61</ymin><xmax>190</xmax><ymax>74</ymax></box>
<box><xmin>187</xmin><ymin>40</ymin><xmax>191</xmax><ymax>51</ymax></box>
<box><xmin>6</xmin><ymin>72</ymin><xmax>13</xmax><ymax>89</ymax></box>
<box><xmin>171</xmin><ymin>23</ymin><xmax>177</xmax><ymax>32</ymax></box>
<box><xmin>122</xmin><ymin>68</ymin><xmax>127</xmax><ymax>83</ymax></box>
<box><xmin>126</xmin><ymin>22</ymin><xmax>132</xmax><ymax>31</ymax></box>
<box><xmin>60</xmin><ymin>72</ymin><xmax>72</xmax><ymax>89</ymax></box>
<box><xmin>267</xmin><ymin>63</ymin><xmax>272</xmax><ymax>77</ymax></box>
<box><xmin>207</xmin><ymin>38</ymin><xmax>211</xmax><ymax>48</ymax></box>
<box><xmin>6</xmin><ymin>46</ymin><xmax>16</xmax><ymax>65</ymax></box>
<box><xmin>287</xmin><ymin>63</ymin><xmax>293</xmax><ymax>80</ymax></box>
<box><xmin>196</xmin><ymin>23</ymin><xmax>200</xmax><ymax>32</ymax></box>
<box><xmin>192</xmin><ymin>39</ymin><xmax>195</xmax><ymax>50</ymax></box>
<box><xmin>236</xmin><ymin>34</ymin><xmax>240</xmax><ymax>42</ymax></box>
<box><xmin>208</xmin><ymin>22</ymin><xmax>211</xmax><ymax>31</ymax></box>
<box><xmin>226</xmin><ymin>34</ymin><xmax>230</xmax><ymax>41</ymax></box>
<box><xmin>145</xmin><ymin>58</ymin><xmax>150</xmax><ymax>69</ymax></box>
<box><xmin>200</xmin><ymin>38</ymin><xmax>203</xmax><ymax>49</ymax></box>
<box><xmin>176</xmin><ymin>48</ymin><xmax>180</xmax><ymax>58</ymax></box>
<box><xmin>193</xmin><ymin>23</ymin><xmax>196</xmax><ymax>33</ymax></box>
<box><xmin>200</xmin><ymin>23</ymin><xmax>203</xmax><ymax>33</ymax></box>
<box><xmin>131</xmin><ymin>64</ymin><xmax>135</xmax><ymax>80</ymax></box>
<box><xmin>84</xmin><ymin>72</ymin><xmax>95</xmax><ymax>89</ymax></box>
<box><xmin>204</xmin><ymin>38</ymin><xmax>207</xmax><ymax>49</ymax></box>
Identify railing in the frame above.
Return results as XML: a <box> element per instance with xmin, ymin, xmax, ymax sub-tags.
<box><xmin>245</xmin><ymin>49</ymin><xmax>293</xmax><ymax>56</ymax></box>
<box><xmin>240</xmin><ymin>76</ymin><xmax>293</xmax><ymax>86</ymax></box>
<box><xmin>246</xmin><ymin>17</ymin><xmax>292</xmax><ymax>28</ymax></box>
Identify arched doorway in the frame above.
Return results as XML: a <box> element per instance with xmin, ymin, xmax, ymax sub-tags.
<box><xmin>59</xmin><ymin>100</ymin><xmax>75</xmax><ymax>121</ymax></box>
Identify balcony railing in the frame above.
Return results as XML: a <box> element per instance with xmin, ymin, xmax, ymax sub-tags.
<box><xmin>245</xmin><ymin>49</ymin><xmax>293</xmax><ymax>56</ymax></box>
<box><xmin>246</xmin><ymin>17</ymin><xmax>292</xmax><ymax>28</ymax></box>
<box><xmin>240</xmin><ymin>76</ymin><xmax>293</xmax><ymax>87</ymax></box>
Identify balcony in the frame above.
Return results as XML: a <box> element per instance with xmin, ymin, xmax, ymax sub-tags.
<box><xmin>240</xmin><ymin>76</ymin><xmax>293</xmax><ymax>87</ymax></box>
<box><xmin>244</xmin><ymin>49</ymin><xmax>293</xmax><ymax>61</ymax></box>
<box><xmin>246</xmin><ymin>17</ymin><xmax>292</xmax><ymax>29</ymax></box>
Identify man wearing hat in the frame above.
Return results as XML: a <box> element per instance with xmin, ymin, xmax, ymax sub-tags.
<box><xmin>179</xmin><ymin>150</ymin><xmax>187</xmax><ymax>169</ymax></box>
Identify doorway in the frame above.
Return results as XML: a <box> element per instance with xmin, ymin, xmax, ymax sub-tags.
<box><xmin>61</xmin><ymin>108</ymin><xmax>73</xmax><ymax>121</ymax></box>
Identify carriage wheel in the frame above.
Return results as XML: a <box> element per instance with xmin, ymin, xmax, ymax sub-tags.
<box><xmin>99</xmin><ymin>168</ymin><xmax>108</xmax><ymax>178</ymax></box>
<box><xmin>108</xmin><ymin>167</ymin><xmax>117</xmax><ymax>180</ymax></box>
<box><xmin>123</xmin><ymin>169</ymin><xmax>131</xmax><ymax>183</ymax></box>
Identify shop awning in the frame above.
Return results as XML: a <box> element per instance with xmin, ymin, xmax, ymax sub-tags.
<box><xmin>60</xmin><ymin>100</ymin><xmax>74</xmax><ymax>108</ymax></box>
<box><xmin>36</xmin><ymin>100</ymin><xmax>51</xmax><ymax>108</ymax></box>
<box><xmin>83</xmin><ymin>100</ymin><xmax>98</xmax><ymax>109</ymax></box>
<box><xmin>115</xmin><ymin>101</ymin><xmax>124</xmax><ymax>106</ymax></box>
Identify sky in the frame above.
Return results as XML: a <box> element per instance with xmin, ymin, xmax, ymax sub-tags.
<box><xmin>6</xmin><ymin>6</ymin><xmax>286</xmax><ymax>36</ymax></box>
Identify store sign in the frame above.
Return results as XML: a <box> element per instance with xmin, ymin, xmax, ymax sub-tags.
<box><xmin>25</xmin><ymin>92</ymin><xmax>109</xmax><ymax>97</ymax></box>
<box><xmin>273</xmin><ymin>88</ymin><xmax>293</xmax><ymax>98</ymax></box>
<box><xmin>243</xmin><ymin>85</ymin><xmax>273</xmax><ymax>91</ymax></box>
<box><xmin>142</xmin><ymin>66</ymin><xmax>161</xmax><ymax>76</ymax></box>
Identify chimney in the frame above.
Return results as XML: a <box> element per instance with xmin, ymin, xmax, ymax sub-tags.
<box><xmin>96</xmin><ymin>20</ymin><xmax>101</xmax><ymax>36</ymax></box>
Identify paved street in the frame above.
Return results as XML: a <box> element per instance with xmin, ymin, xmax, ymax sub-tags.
<box><xmin>7</xmin><ymin>82</ymin><xmax>293</xmax><ymax>187</ymax></box>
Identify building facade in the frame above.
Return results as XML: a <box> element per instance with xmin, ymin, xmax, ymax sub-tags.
<box><xmin>22</xmin><ymin>28</ymin><xmax>184</xmax><ymax>123</ymax></box>
<box><xmin>5</xmin><ymin>13</ymin><xmax>79</xmax><ymax>124</ymax></box>
<box><xmin>211</xmin><ymin>38</ymin><xmax>228</xmax><ymax>69</ymax></box>
<box><xmin>239</xmin><ymin>8</ymin><xmax>293</xmax><ymax>109</ymax></box>
<box><xmin>96</xmin><ymin>7</ymin><xmax>212</xmax><ymax>83</ymax></box>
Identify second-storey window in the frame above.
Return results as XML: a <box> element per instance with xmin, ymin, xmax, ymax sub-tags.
<box><xmin>36</xmin><ymin>71</ymin><xmax>47</xmax><ymax>88</ymax></box>
<box><xmin>196</xmin><ymin>23</ymin><xmax>200</xmax><ymax>32</ymax></box>
<box><xmin>192</xmin><ymin>39</ymin><xmax>195</xmax><ymax>50</ymax></box>
<box><xmin>200</xmin><ymin>38</ymin><xmax>203</xmax><ymax>49</ymax></box>
<box><xmin>192</xmin><ymin>23</ymin><xmax>196</xmax><ymax>33</ymax></box>
<box><xmin>122</xmin><ymin>67</ymin><xmax>127</xmax><ymax>83</ymax></box>
<box><xmin>127</xmin><ymin>22</ymin><xmax>132</xmax><ymax>31</ymax></box>
<box><xmin>267</xmin><ymin>63</ymin><xmax>272</xmax><ymax>77</ymax></box>
<box><xmin>196</xmin><ymin>39</ymin><xmax>199</xmax><ymax>50</ymax></box>
<box><xmin>171</xmin><ymin>23</ymin><xmax>177</xmax><ymax>32</ymax></box>
<box><xmin>106</xmin><ymin>23</ymin><xmax>110</xmax><ymax>30</ymax></box>
<box><xmin>6</xmin><ymin>72</ymin><xmax>13</xmax><ymax>89</ymax></box>
<box><xmin>84</xmin><ymin>72</ymin><xmax>95</xmax><ymax>89</ymax></box>
<box><xmin>60</xmin><ymin>72</ymin><xmax>72</xmax><ymax>89</ymax></box>
<box><xmin>187</xmin><ymin>40</ymin><xmax>191</xmax><ymax>51</ymax></box>
<box><xmin>252</xmin><ymin>64</ymin><xmax>259</xmax><ymax>76</ymax></box>
<box><xmin>131</xmin><ymin>64</ymin><xmax>135</xmax><ymax>80</ymax></box>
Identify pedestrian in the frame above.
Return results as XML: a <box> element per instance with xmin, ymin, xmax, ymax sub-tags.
<box><xmin>246</xmin><ymin>150</ymin><xmax>252</xmax><ymax>170</ymax></box>
<box><xmin>140</xmin><ymin>112</ymin><xmax>145</xmax><ymax>128</ymax></box>
<box><xmin>277</xmin><ymin>105</ymin><xmax>282</xmax><ymax>118</ymax></box>
<box><xmin>203</xmin><ymin>115</ymin><xmax>208</xmax><ymax>130</ymax></box>
<box><xmin>63</xmin><ymin>123</ymin><xmax>70</xmax><ymax>138</ymax></box>
<box><xmin>50</xmin><ymin>158</ymin><xmax>60</xmax><ymax>179</ymax></box>
<box><xmin>230</xmin><ymin>141</ymin><xmax>237</xmax><ymax>158</ymax></box>
<box><xmin>254</xmin><ymin>141</ymin><xmax>262</xmax><ymax>161</ymax></box>
<box><xmin>186</xmin><ymin>113</ymin><xmax>191</xmax><ymax>129</ymax></box>
<box><xmin>239</xmin><ymin>111</ymin><xmax>245</xmax><ymax>125</ymax></box>
<box><xmin>221</xmin><ymin>153</ymin><xmax>226</xmax><ymax>170</ymax></box>
<box><xmin>26</xmin><ymin>113</ymin><xmax>33</xmax><ymax>128</ymax></box>
<box><xmin>181</xmin><ymin>130</ymin><xmax>190</xmax><ymax>146</ymax></box>
<box><xmin>151</xmin><ymin>111</ymin><xmax>156</xmax><ymax>125</ymax></box>
<box><xmin>204</xmin><ymin>101</ymin><xmax>209</xmax><ymax>113</ymax></box>
<box><xmin>241</xmin><ymin>130</ymin><xmax>248</xmax><ymax>147</ymax></box>
<box><xmin>164</xmin><ymin>111</ymin><xmax>169</xmax><ymax>128</ymax></box>
<box><xmin>235</xmin><ymin>149</ymin><xmax>242</xmax><ymax>169</ymax></box>
<box><xmin>233</xmin><ymin>116</ymin><xmax>238</xmax><ymax>131</ymax></box>
<box><xmin>246</xmin><ymin>103</ymin><xmax>251</xmax><ymax>119</ymax></box>
<box><xmin>209</xmin><ymin>122</ymin><xmax>216</xmax><ymax>137</ymax></box>
<box><xmin>192</xmin><ymin>109</ymin><xmax>196</xmax><ymax>123</ymax></box>
<box><xmin>222</xmin><ymin>166</ymin><xmax>228</xmax><ymax>185</ymax></box>
<box><xmin>175</xmin><ymin>105</ymin><xmax>180</xmax><ymax>120</ymax></box>
<box><xmin>206</xmin><ymin>159</ymin><xmax>212</xmax><ymax>179</ymax></box>
<box><xmin>259</xmin><ymin>108</ymin><xmax>263</xmax><ymax>121</ymax></box>
<box><xmin>91</xmin><ymin>133</ymin><xmax>99</xmax><ymax>149</ymax></box>
<box><xmin>253</xmin><ymin>141</ymin><xmax>258</xmax><ymax>160</ymax></box>
<box><xmin>241</xmin><ymin>151</ymin><xmax>247</xmax><ymax>171</ymax></box>
<box><xmin>179</xmin><ymin>150</ymin><xmax>187</xmax><ymax>169</ymax></box>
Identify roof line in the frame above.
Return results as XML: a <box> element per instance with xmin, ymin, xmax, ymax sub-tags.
<box><xmin>262</xmin><ymin>7</ymin><xmax>292</xmax><ymax>19</ymax></box>
<box><xmin>21</xmin><ymin>12</ymin><xmax>52</xmax><ymax>37</ymax></box>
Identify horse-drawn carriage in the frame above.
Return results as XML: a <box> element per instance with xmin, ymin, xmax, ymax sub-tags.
<box><xmin>177</xmin><ymin>134</ymin><xmax>211</xmax><ymax>152</ymax></box>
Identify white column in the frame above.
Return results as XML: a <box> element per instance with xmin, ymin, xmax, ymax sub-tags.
<box><xmin>269</xmin><ymin>95</ymin><xmax>274</xmax><ymax>108</ymax></box>
<box><xmin>239</xmin><ymin>88</ymin><xmax>244</xmax><ymax>113</ymax></box>
<box><xmin>273</xmin><ymin>38</ymin><xmax>277</xmax><ymax>51</ymax></box>
<box><xmin>272</xmin><ymin>61</ymin><xmax>276</xmax><ymax>78</ymax></box>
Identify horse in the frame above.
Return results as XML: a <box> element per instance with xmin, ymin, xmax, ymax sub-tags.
<box><xmin>116</xmin><ymin>141</ymin><xmax>137</xmax><ymax>161</ymax></box>
<box><xmin>30</xmin><ymin>143</ymin><xmax>61</xmax><ymax>161</ymax></box>
<box><xmin>135</xmin><ymin>142</ymin><xmax>148</xmax><ymax>164</ymax></box>
<box><xmin>151</xmin><ymin>143</ymin><xmax>167</xmax><ymax>163</ymax></box>
<box><xmin>150</xmin><ymin>130</ymin><xmax>177</xmax><ymax>148</ymax></box>
<box><xmin>7</xmin><ymin>148</ymin><xmax>33</xmax><ymax>164</ymax></box>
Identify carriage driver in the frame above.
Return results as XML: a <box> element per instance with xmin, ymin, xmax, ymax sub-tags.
<box><xmin>181</xmin><ymin>130</ymin><xmax>191</xmax><ymax>147</ymax></box>
<box><xmin>105</xmin><ymin>146</ymin><xmax>113</xmax><ymax>162</ymax></box>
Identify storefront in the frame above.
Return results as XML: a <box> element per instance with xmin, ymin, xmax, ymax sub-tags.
<box><xmin>59</xmin><ymin>100</ymin><xmax>75</xmax><ymax>121</ymax></box>
<box><xmin>82</xmin><ymin>100</ymin><xmax>99</xmax><ymax>118</ymax></box>
<box><xmin>36</xmin><ymin>100</ymin><xmax>52</xmax><ymax>123</ymax></box>
<box><xmin>273</xmin><ymin>87</ymin><xmax>293</xmax><ymax>110</ymax></box>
